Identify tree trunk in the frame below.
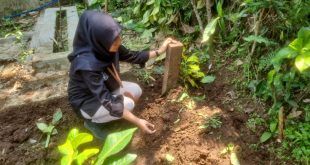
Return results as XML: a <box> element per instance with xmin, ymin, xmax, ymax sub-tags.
<box><xmin>205</xmin><ymin>0</ymin><xmax>212</xmax><ymax>23</ymax></box>
<box><xmin>190</xmin><ymin>0</ymin><xmax>204</xmax><ymax>34</ymax></box>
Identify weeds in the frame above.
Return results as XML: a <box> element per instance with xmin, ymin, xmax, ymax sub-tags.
<box><xmin>246</xmin><ymin>113</ymin><xmax>265</xmax><ymax>132</ymax></box>
<box><xmin>200</xmin><ymin>114</ymin><xmax>222</xmax><ymax>130</ymax></box>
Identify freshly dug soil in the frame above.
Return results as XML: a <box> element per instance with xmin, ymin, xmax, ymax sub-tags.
<box><xmin>0</xmin><ymin>75</ymin><xmax>274</xmax><ymax>165</ymax></box>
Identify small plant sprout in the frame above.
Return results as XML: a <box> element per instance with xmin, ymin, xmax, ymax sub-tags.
<box><xmin>200</xmin><ymin>114</ymin><xmax>222</xmax><ymax>129</ymax></box>
<box><xmin>246</xmin><ymin>113</ymin><xmax>265</xmax><ymax>132</ymax></box>
<box><xmin>36</xmin><ymin>109</ymin><xmax>63</xmax><ymax>148</ymax></box>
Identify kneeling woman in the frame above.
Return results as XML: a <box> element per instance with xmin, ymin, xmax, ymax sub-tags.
<box><xmin>68</xmin><ymin>11</ymin><xmax>174</xmax><ymax>139</ymax></box>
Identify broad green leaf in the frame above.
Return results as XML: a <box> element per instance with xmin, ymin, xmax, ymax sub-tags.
<box><xmin>68</xmin><ymin>129</ymin><xmax>79</xmax><ymax>141</ymax></box>
<box><xmin>104</xmin><ymin>153</ymin><xmax>137</xmax><ymax>165</ymax></box>
<box><xmin>36</xmin><ymin>122</ymin><xmax>49</xmax><ymax>133</ymax></box>
<box><xmin>72</xmin><ymin>133</ymin><xmax>94</xmax><ymax>150</ymax></box>
<box><xmin>76</xmin><ymin>148</ymin><xmax>99</xmax><ymax>165</ymax></box>
<box><xmin>269</xmin><ymin>122</ymin><xmax>277</xmax><ymax>132</ymax></box>
<box><xmin>260</xmin><ymin>132</ymin><xmax>272</xmax><ymax>143</ymax></box>
<box><xmin>52</xmin><ymin>109</ymin><xmax>63</xmax><ymax>125</ymax></box>
<box><xmin>295</xmin><ymin>53</ymin><xmax>310</xmax><ymax>72</ymax></box>
<box><xmin>95</xmin><ymin>128</ymin><xmax>138</xmax><ymax>165</ymax></box>
<box><xmin>166</xmin><ymin>154</ymin><xmax>175</xmax><ymax>162</ymax></box>
<box><xmin>272</xmin><ymin>47</ymin><xmax>297</xmax><ymax>71</ymax></box>
<box><xmin>201</xmin><ymin>76</ymin><xmax>216</xmax><ymax>84</ymax></box>
<box><xmin>201</xmin><ymin>17</ymin><xmax>220</xmax><ymax>44</ymax></box>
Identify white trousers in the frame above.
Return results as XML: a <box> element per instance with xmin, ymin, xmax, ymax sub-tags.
<box><xmin>80</xmin><ymin>81</ymin><xmax>142</xmax><ymax>123</ymax></box>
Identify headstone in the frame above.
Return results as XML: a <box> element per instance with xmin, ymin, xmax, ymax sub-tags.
<box><xmin>162</xmin><ymin>41</ymin><xmax>183</xmax><ymax>95</ymax></box>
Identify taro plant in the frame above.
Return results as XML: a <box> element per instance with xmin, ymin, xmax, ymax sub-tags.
<box><xmin>36</xmin><ymin>109</ymin><xmax>63</xmax><ymax>148</ymax></box>
<box><xmin>58</xmin><ymin>128</ymin><xmax>99</xmax><ymax>165</ymax></box>
<box><xmin>59</xmin><ymin>127</ymin><xmax>138</xmax><ymax>165</ymax></box>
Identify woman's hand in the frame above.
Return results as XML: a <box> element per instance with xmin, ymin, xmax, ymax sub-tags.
<box><xmin>137</xmin><ymin>119</ymin><xmax>156</xmax><ymax>134</ymax></box>
<box><xmin>158</xmin><ymin>38</ymin><xmax>177</xmax><ymax>54</ymax></box>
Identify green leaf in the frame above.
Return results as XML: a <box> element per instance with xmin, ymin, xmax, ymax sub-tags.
<box><xmin>76</xmin><ymin>148</ymin><xmax>99</xmax><ymax>165</ymax></box>
<box><xmin>272</xmin><ymin>47</ymin><xmax>297</xmax><ymax>71</ymax></box>
<box><xmin>146</xmin><ymin>0</ymin><xmax>155</xmax><ymax>5</ymax></box>
<box><xmin>151</xmin><ymin>6</ymin><xmax>160</xmax><ymax>16</ymax></box>
<box><xmin>95</xmin><ymin>128</ymin><xmax>138</xmax><ymax>165</ymax></box>
<box><xmin>58</xmin><ymin>140</ymin><xmax>74</xmax><ymax>157</ymax></box>
<box><xmin>267</xmin><ymin>70</ymin><xmax>275</xmax><ymax>85</ymax></box>
<box><xmin>104</xmin><ymin>153</ymin><xmax>137</xmax><ymax>165</ymax></box>
<box><xmin>36</xmin><ymin>122</ymin><xmax>49</xmax><ymax>133</ymax></box>
<box><xmin>141</xmin><ymin>10</ymin><xmax>151</xmax><ymax>24</ymax></box>
<box><xmin>52</xmin><ymin>109</ymin><xmax>63</xmax><ymax>125</ymax></box>
<box><xmin>177</xmin><ymin>92</ymin><xmax>189</xmax><ymax>102</ymax></box>
<box><xmin>165</xmin><ymin>154</ymin><xmax>175</xmax><ymax>162</ymax></box>
<box><xmin>60</xmin><ymin>156</ymin><xmax>73</xmax><ymax>165</ymax></box>
<box><xmin>197</xmin><ymin>0</ymin><xmax>204</xmax><ymax>9</ymax></box>
<box><xmin>201</xmin><ymin>17</ymin><xmax>220</xmax><ymax>44</ymax></box>
<box><xmin>68</xmin><ymin>129</ymin><xmax>79</xmax><ymax>141</ymax></box>
<box><xmin>260</xmin><ymin>132</ymin><xmax>272</xmax><ymax>143</ymax></box>
<box><xmin>187</xmin><ymin>55</ymin><xmax>199</xmax><ymax>63</ymax></box>
<box><xmin>295</xmin><ymin>53</ymin><xmax>310</xmax><ymax>72</ymax></box>
<box><xmin>269</xmin><ymin>122</ymin><xmax>277</xmax><ymax>132</ymax></box>
<box><xmin>243</xmin><ymin>35</ymin><xmax>277</xmax><ymax>46</ymax></box>
<box><xmin>201</xmin><ymin>76</ymin><xmax>215</xmax><ymax>84</ymax></box>
<box><xmin>72</xmin><ymin>133</ymin><xmax>94</xmax><ymax>150</ymax></box>
<box><xmin>133</xmin><ymin>4</ymin><xmax>141</xmax><ymax>15</ymax></box>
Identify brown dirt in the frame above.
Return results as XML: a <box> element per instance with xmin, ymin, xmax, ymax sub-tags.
<box><xmin>0</xmin><ymin>67</ymin><xmax>279</xmax><ymax>165</ymax></box>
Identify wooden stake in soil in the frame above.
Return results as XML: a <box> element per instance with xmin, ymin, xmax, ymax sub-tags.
<box><xmin>277</xmin><ymin>107</ymin><xmax>284</xmax><ymax>142</ymax></box>
<box><xmin>162</xmin><ymin>41</ymin><xmax>183</xmax><ymax>95</ymax></box>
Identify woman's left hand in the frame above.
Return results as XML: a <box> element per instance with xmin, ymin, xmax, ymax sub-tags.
<box><xmin>158</xmin><ymin>38</ymin><xmax>177</xmax><ymax>54</ymax></box>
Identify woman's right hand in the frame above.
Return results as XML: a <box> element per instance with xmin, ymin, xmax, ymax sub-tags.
<box><xmin>137</xmin><ymin>119</ymin><xmax>156</xmax><ymax>134</ymax></box>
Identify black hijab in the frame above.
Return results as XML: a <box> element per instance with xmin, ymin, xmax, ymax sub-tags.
<box><xmin>68</xmin><ymin>11</ymin><xmax>121</xmax><ymax>75</ymax></box>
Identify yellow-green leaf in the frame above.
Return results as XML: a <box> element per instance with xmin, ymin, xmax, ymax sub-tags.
<box><xmin>95</xmin><ymin>128</ymin><xmax>137</xmax><ymax>165</ymax></box>
<box><xmin>202</xmin><ymin>17</ymin><xmax>220</xmax><ymax>44</ymax></box>
<box><xmin>76</xmin><ymin>148</ymin><xmax>99</xmax><ymax>165</ymax></box>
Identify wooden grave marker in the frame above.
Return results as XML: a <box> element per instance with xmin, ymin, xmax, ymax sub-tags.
<box><xmin>162</xmin><ymin>41</ymin><xmax>183</xmax><ymax>95</ymax></box>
